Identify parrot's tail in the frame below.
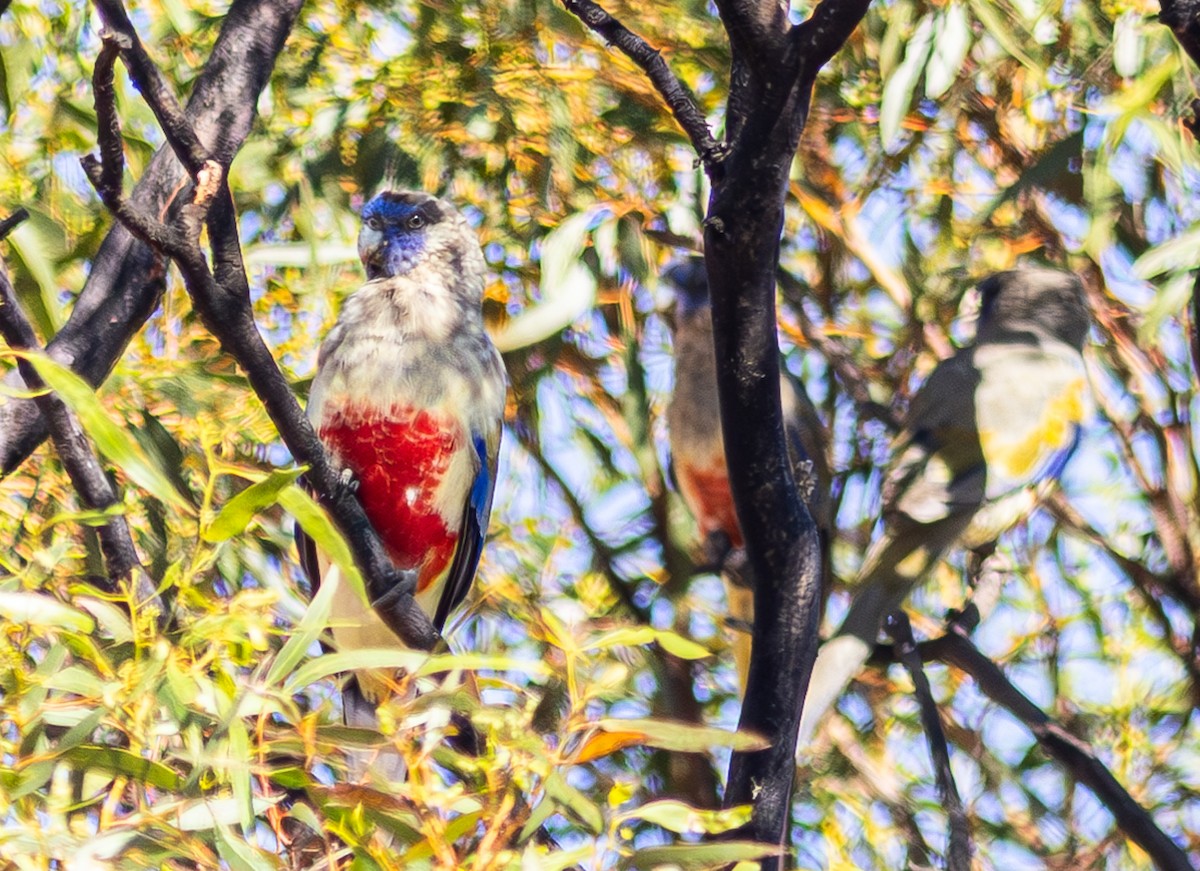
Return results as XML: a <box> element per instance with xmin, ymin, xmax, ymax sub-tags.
<box><xmin>342</xmin><ymin>677</ymin><xmax>408</xmax><ymax>785</ymax></box>
<box><xmin>796</xmin><ymin>568</ymin><xmax>909</xmax><ymax>751</ymax></box>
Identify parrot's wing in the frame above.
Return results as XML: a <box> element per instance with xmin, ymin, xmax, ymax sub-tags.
<box><xmin>433</xmin><ymin>428</ymin><xmax>500</xmax><ymax>632</ymax></box>
<box><xmin>973</xmin><ymin>341</ymin><xmax>1088</xmax><ymax>501</ymax></box>
<box><xmin>881</xmin><ymin>350</ymin><xmax>987</xmax><ymax>527</ymax></box>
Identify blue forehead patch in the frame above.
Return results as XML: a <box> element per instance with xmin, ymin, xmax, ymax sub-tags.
<box><xmin>361</xmin><ymin>193</ymin><xmax>443</xmax><ymax>279</ymax></box>
<box><xmin>362</xmin><ymin>192</ymin><xmax>443</xmax><ymax>228</ymax></box>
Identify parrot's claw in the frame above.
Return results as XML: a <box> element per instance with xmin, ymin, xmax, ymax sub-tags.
<box><xmin>336</xmin><ymin>467</ymin><xmax>360</xmax><ymax>496</ymax></box>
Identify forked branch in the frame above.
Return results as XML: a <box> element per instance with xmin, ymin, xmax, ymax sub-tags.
<box><xmin>81</xmin><ymin>1</ymin><xmax>437</xmax><ymax>650</ymax></box>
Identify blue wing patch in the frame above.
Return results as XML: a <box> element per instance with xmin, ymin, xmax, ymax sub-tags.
<box><xmin>468</xmin><ymin>433</ymin><xmax>491</xmax><ymax>536</ymax></box>
<box><xmin>432</xmin><ymin>431</ymin><xmax>497</xmax><ymax>632</ymax></box>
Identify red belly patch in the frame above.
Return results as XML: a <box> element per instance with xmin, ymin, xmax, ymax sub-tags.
<box><xmin>319</xmin><ymin>405</ymin><xmax>462</xmax><ymax>592</ymax></box>
<box><xmin>677</xmin><ymin>462</ymin><xmax>742</xmax><ymax>549</ymax></box>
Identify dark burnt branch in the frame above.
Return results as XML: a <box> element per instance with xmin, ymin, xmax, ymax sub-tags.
<box><xmin>884</xmin><ymin>611</ymin><xmax>972</xmax><ymax>871</ymax></box>
<box><xmin>934</xmin><ymin>626</ymin><xmax>1193</xmax><ymax>871</ymax></box>
<box><xmin>559</xmin><ymin>0</ymin><xmax>723</xmax><ymax>167</ymax></box>
<box><xmin>93</xmin><ymin>35</ymin><xmax>127</xmax><ymax>194</ymax></box>
<box><xmin>0</xmin><ymin>213</ymin><xmax>158</xmax><ymax>613</ymax></box>
<box><xmin>82</xmin><ymin>31</ymin><xmax>204</xmax><ymax>256</ymax></box>
<box><xmin>0</xmin><ymin>0</ymin><xmax>302</xmax><ymax>476</ymax></box>
<box><xmin>1158</xmin><ymin>0</ymin><xmax>1200</xmax><ymax>379</ymax></box>
<box><xmin>703</xmin><ymin>1</ymin><xmax>871</xmax><ymax>861</ymax></box>
<box><xmin>794</xmin><ymin>0</ymin><xmax>872</xmax><ymax>76</ymax></box>
<box><xmin>92</xmin><ymin>0</ymin><xmax>209</xmax><ymax>175</ymax></box>
<box><xmin>565</xmin><ymin>0</ymin><xmax>871</xmax><ymax>855</ymax></box>
<box><xmin>0</xmin><ymin>209</ymin><xmax>27</xmax><ymax>240</ymax></box>
<box><xmin>711</xmin><ymin>0</ymin><xmax>790</xmax><ymax>67</ymax></box>
<box><xmin>81</xmin><ymin>15</ymin><xmax>437</xmax><ymax>652</ymax></box>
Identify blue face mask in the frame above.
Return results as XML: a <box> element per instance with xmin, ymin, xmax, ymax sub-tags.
<box><xmin>360</xmin><ymin>195</ymin><xmax>437</xmax><ymax>279</ymax></box>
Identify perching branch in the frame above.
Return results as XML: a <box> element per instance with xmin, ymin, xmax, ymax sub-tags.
<box><xmin>0</xmin><ymin>0</ymin><xmax>302</xmax><ymax>477</ymax></box>
<box><xmin>559</xmin><ymin>0</ymin><xmax>873</xmax><ymax>855</ymax></box>
<box><xmin>0</xmin><ymin>210</ymin><xmax>160</xmax><ymax>615</ymax></box>
<box><xmin>559</xmin><ymin>0</ymin><xmax>873</xmax><ymax>858</ymax></box>
<box><xmin>884</xmin><ymin>611</ymin><xmax>972</xmax><ymax>871</ymax></box>
<box><xmin>934</xmin><ymin>625</ymin><xmax>1194</xmax><ymax>871</ymax></box>
<box><xmin>559</xmin><ymin>0</ymin><xmax>723</xmax><ymax>167</ymax></box>
<box><xmin>704</xmin><ymin>0</ymin><xmax>872</xmax><ymax>861</ymax></box>
<box><xmin>81</xmin><ymin>2</ymin><xmax>438</xmax><ymax>651</ymax></box>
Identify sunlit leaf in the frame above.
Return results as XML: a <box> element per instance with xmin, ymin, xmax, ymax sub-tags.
<box><xmin>263</xmin><ymin>548</ymin><xmax>337</xmax><ymax>687</ymax></box>
<box><xmin>544</xmin><ymin>770</ymin><xmax>603</xmax><ymax>834</ymax></box>
<box><xmin>204</xmin><ymin>467</ymin><xmax>306</xmax><ymax>542</ymax></box>
<box><xmin>172</xmin><ymin>796</ymin><xmax>280</xmax><ymax>832</ymax></box>
<box><xmin>11</xmin><ymin>351</ymin><xmax>193</xmax><ymax>512</ymax></box>
<box><xmin>879</xmin><ymin>14</ymin><xmax>933</xmax><ymax>150</ymax></box>
<box><xmin>1132</xmin><ymin>225</ymin><xmax>1200</xmax><ymax>280</ymax></box>
<box><xmin>626</xmin><ymin>842</ymin><xmax>783</xmax><ymax>870</ymax></box>
<box><xmin>614</xmin><ymin>800</ymin><xmax>752</xmax><ymax>835</ymax></box>
<box><xmin>280</xmin><ymin>484</ymin><xmax>367</xmax><ymax>606</ymax></box>
<box><xmin>576</xmin><ymin>718</ymin><xmax>769</xmax><ymax>760</ymax></box>
<box><xmin>214</xmin><ymin>825</ymin><xmax>281</xmax><ymax>871</ymax></box>
<box><xmin>0</xmin><ymin>591</ymin><xmax>95</xmax><ymax>633</ymax></box>
<box><xmin>490</xmin><ymin>209</ymin><xmax>602</xmax><ymax>351</ymax></box>
<box><xmin>283</xmin><ymin>649</ymin><xmax>430</xmax><ymax>693</ymax></box>
<box><xmin>926</xmin><ymin>3</ymin><xmax>971</xmax><ymax>99</ymax></box>
<box><xmin>1112</xmin><ymin>11</ymin><xmax>1144</xmax><ymax>79</ymax></box>
<box><xmin>584</xmin><ymin>626</ymin><xmax>710</xmax><ymax>659</ymax></box>
<box><xmin>59</xmin><ymin>745</ymin><xmax>182</xmax><ymax>791</ymax></box>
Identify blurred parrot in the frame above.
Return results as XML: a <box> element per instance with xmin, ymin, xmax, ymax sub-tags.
<box><xmin>797</xmin><ymin>267</ymin><xmax>1091</xmax><ymax>748</ymax></box>
<box><xmin>665</xmin><ymin>257</ymin><xmax>831</xmax><ymax>693</ymax></box>
<box><xmin>297</xmin><ymin>190</ymin><xmax>506</xmax><ymax>781</ymax></box>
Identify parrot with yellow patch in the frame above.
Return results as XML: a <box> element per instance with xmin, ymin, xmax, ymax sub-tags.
<box><xmin>797</xmin><ymin>267</ymin><xmax>1090</xmax><ymax>747</ymax></box>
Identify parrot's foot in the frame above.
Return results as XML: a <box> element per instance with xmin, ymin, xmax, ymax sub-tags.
<box><xmin>696</xmin><ymin>532</ymin><xmax>754</xmax><ymax>587</ymax></box>
<box><xmin>337</xmin><ymin>466</ymin><xmax>360</xmax><ymax>495</ymax></box>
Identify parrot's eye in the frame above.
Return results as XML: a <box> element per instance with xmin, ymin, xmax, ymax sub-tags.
<box><xmin>406</xmin><ymin>213</ymin><xmax>425</xmax><ymax>230</ymax></box>
<box><xmin>365</xmin><ymin>217</ymin><xmax>383</xmax><ymax>231</ymax></box>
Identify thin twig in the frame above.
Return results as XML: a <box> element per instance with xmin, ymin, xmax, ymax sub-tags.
<box><xmin>934</xmin><ymin>626</ymin><xmax>1195</xmax><ymax>871</ymax></box>
<box><xmin>82</xmin><ymin>46</ymin><xmax>183</xmax><ymax>255</ymax></box>
<box><xmin>93</xmin><ymin>35</ymin><xmax>127</xmax><ymax>194</ymax></box>
<box><xmin>885</xmin><ymin>610</ymin><xmax>972</xmax><ymax>871</ymax></box>
<box><xmin>779</xmin><ymin>268</ymin><xmax>901</xmax><ymax>432</ymax></box>
<box><xmin>558</xmin><ymin>0</ymin><xmax>724</xmax><ymax>168</ymax></box>
<box><xmin>92</xmin><ymin>0</ymin><xmax>210</xmax><ymax>174</ymax></box>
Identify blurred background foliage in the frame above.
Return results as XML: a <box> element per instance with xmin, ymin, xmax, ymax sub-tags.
<box><xmin>0</xmin><ymin>0</ymin><xmax>1198</xmax><ymax>868</ymax></box>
